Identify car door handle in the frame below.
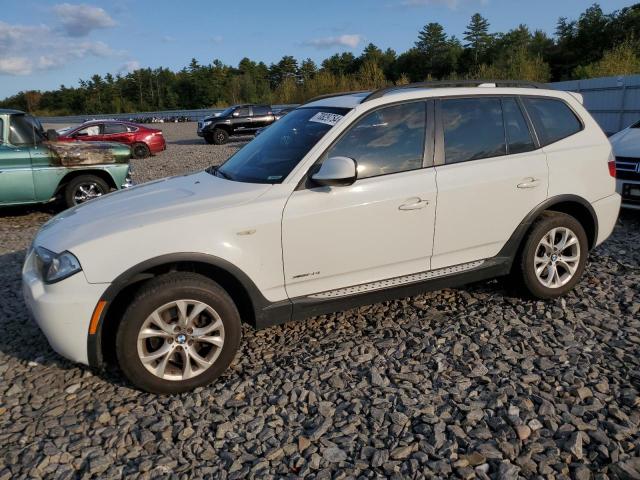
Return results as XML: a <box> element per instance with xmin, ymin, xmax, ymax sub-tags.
<box><xmin>517</xmin><ymin>178</ymin><xmax>540</xmax><ymax>189</ymax></box>
<box><xmin>399</xmin><ymin>198</ymin><xmax>429</xmax><ymax>210</ymax></box>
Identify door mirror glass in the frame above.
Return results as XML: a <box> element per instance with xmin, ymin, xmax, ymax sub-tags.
<box><xmin>311</xmin><ymin>156</ymin><xmax>357</xmax><ymax>186</ymax></box>
<box><xmin>232</xmin><ymin>111</ymin><xmax>240</xmax><ymax>117</ymax></box>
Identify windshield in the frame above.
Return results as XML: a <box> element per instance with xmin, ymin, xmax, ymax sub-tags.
<box><xmin>216</xmin><ymin>107</ymin><xmax>235</xmax><ymax>118</ymax></box>
<box><xmin>215</xmin><ymin>107</ymin><xmax>349</xmax><ymax>183</ymax></box>
<box><xmin>9</xmin><ymin>114</ymin><xmax>45</xmax><ymax>146</ymax></box>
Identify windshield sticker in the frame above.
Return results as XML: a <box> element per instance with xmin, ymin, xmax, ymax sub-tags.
<box><xmin>267</xmin><ymin>175</ymin><xmax>283</xmax><ymax>181</ymax></box>
<box><xmin>309</xmin><ymin>112</ymin><xmax>344</xmax><ymax>126</ymax></box>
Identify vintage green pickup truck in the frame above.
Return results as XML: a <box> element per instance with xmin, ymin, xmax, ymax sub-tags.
<box><xmin>0</xmin><ymin>109</ymin><xmax>132</xmax><ymax>208</ymax></box>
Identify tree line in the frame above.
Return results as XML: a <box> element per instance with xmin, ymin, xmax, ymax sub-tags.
<box><xmin>2</xmin><ymin>3</ymin><xmax>640</xmax><ymax>116</ymax></box>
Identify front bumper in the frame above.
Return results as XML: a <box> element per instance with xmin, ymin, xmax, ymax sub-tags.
<box><xmin>616</xmin><ymin>178</ymin><xmax>640</xmax><ymax>210</ymax></box>
<box><xmin>22</xmin><ymin>248</ymin><xmax>108</xmax><ymax>365</ymax></box>
<box><xmin>122</xmin><ymin>168</ymin><xmax>135</xmax><ymax>189</ymax></box>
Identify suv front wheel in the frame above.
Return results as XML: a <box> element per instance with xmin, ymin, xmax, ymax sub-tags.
<box><xmin>116</xmin><ymin>272</ymin><xmax>242</xmax><ymax>394</ymax></box>
<box><xmin>211</xmin><ymin>128</ymin><xmax>229</xmax><ymax>145</ymax></box>
<box><xmin>516</xmin><ymin>212</ymin><xmax>588</xmax><ymax>299</ymax></box>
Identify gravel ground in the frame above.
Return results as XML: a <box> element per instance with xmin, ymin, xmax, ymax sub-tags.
<box><xmin>1</xmin><ymin>123</ymin><xmax>639</xmax><ymax>479</ymax></box>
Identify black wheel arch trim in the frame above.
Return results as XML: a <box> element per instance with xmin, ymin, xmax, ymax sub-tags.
<box><xmin>496</xmin><ymin>193</ymin><xmax>598</xmax><ymax>265</ymax></box>
<box><xmin>86</xmin><ymin>252</ymin><xmax>292</xmax><ymax>367</ymax></box>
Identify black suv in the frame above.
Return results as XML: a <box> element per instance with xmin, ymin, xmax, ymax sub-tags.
<box><xmin>197</xmin><ymin>104</ymin><xmax>276</xmax><ymax>145</ymax></box>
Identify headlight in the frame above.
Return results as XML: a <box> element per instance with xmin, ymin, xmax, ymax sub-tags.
<box><xmin>203</xmin><ymin>120</ymin><xmax>212</xmax><ymax>127</ymax></box>
<box><xmin>35</xmin><ymin>247</ymin><xmax>82</xmax><ymax>283</ymax></box>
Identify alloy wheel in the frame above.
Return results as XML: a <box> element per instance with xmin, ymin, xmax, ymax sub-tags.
<box><xmin>73</xmin><ymin>182</ymin><xmax>103</xmax><ymax>204</ymax></box>
<box><xmin>136</xmin><ymin>299</ymin><xmax>225</xmax><ymax>381</ymax></box>
<box><xmin>534</xmin><ymin>227</ymin><xmax>581</xmax><ymax>289</ymax></box>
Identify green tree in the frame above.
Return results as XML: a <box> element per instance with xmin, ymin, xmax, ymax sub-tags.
<box><xmin>321</xmin><ymin>52</ymin><xmax>357</xmax><ymax>75</ymax></box>
<box><xmin>464</xmin><ymin>13</ymin><xmax>493</xmax><ymax>65</ymax></box>
<box><xmin>575</xmin><ymin>41</ymin><xmax>640</xmax><ymax>78</ymax></box>
<box><xmin>300</xmin><ymin>58</ymin><xmax>318</xmax><ymax>80</ymax></box>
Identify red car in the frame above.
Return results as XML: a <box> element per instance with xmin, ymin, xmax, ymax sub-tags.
<box><xmin>56</xmin><ymin>120</ymin><xmax>166</xmax><ymax>158</ymax></box>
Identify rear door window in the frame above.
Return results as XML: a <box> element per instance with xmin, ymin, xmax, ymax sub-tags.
<box><xmin>441</xmin><ymin>98</ymin><xmax>505</xmax><ymax>164</ymax></box>
<box><xmin>522</xmin><ymin>97</ymin><xmax>582</xmax><ymax>146</ymax></box>
<box><xmin>103</xmin><ymin>123</ymin><xmax>128</xmax><ymax>134</ymax></box>
<box><xmin>502</xmin><ymin>98</ymin><xmax>536</xmax><ymax>154</ymax></box>
<box><xmin>253</xmin><ymin>106</ymin><xmax>271</xmax><ymax>116</ymax></box>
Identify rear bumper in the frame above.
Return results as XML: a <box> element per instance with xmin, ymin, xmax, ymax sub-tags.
<box><xmin>592</xmin><ymin>193</ymin><xmax>621</xmax><ymax>247</ymax></box>
<box><xmin>147</xmin><ymin>136</ymin><xmax>166</xmax><ymax>154</ymax></box>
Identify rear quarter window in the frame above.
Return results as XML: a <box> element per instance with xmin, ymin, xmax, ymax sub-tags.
<box><xmin>253</xmin><ymin>106</ymin><xmax>271</xmax><ymax>115</ymax></box>
<box><xmin>522</xmin><ymin>97</ymin><xmax>582</xmax><ymax>146</ymax></box>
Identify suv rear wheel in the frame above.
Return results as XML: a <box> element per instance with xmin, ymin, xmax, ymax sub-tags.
<box><xmin>132</xmin><ymin>142</ymin><xmax>151</xmax><ymax>159</ymax></box>
<box><xmin>116</xmin><ymin>272</ymin><xmax>242</xmax><ymax>394</ymax></box>
<box><xmin>516</xmin><ymin>211</ymin><xmax>588</xmax><ymax>299</ymax></box>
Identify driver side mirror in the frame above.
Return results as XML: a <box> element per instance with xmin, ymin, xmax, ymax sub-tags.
<box><xmin>311</xmin><ymin>156</ymin><xmax>357</xmax><ymax>187</ymax></box>
<box><xmin>46</xmin><ymin>129</ymin><xmax>59</xmax><ymax>141</ymax></box>
<box><xmin>232</xmin><ymin>111</ymin><xmax>240</xmax><ymax>117</ymax></box>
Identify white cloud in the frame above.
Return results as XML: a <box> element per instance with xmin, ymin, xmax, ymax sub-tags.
<box><xmin>118</xmin><ymin>60</ymin><xmax>140</xmax><ymax>74</ymax></box>
<box><xmin>0</xmin><ymin>57</ymin><xmax>33</xmax><ymax>75</ymax></box>
<box><xmin>0</xmin><ymin>20</ymin><xmax>117</xmax><ymax>76</ymax></box>
<box><xmin>303</xmin><ymin>34</ymin><xmax>363</xmax><ymax>49</ymax></box>
<box><xmin>53</xmin><ymin>3</ymin><xmax>116</xmax><ymax>37</ymax></box>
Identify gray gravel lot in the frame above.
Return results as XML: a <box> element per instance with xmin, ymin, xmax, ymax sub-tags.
<box><xmin>1</xmin><ymin>123</ymin><xmax>639</xmax><ymax>479</ymax></box>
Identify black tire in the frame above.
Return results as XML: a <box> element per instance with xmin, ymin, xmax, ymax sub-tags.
<box><xmin>64</xmin><ymin>174</ymin><xmax>110</xmax><ymax>208</ymax></box>
<box><xmin>132</xmin><ymin>142</ymin><xmax>151</xmax><ymax>159</ymax></box>
<box><xmin>212</xmin><ymin>128</ymin><xmax>229</xmax><ymax>145</ymax></box>
<box><xmin>204</xmin><ymin>134</ymin><xmax>215</xmax><ymax>145</ymax></box>
<box><xmin>115</xmin><ymin>272</ymin><xmax>242</xmax><ymax>394</ymax></box>
<box><xmin>514</xmin><ymin>211</ymin><xmax>589</xmax><ymax>299</ymax></box>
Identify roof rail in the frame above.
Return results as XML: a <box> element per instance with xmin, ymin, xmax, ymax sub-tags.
<box><xmin>303</xmin><ymin>90</ymin><xmax>369</xmax><ymax>105</ymax></box>
<box><xmin>361</xmin><ymin>80</ymin><xmax>547</xmax><ymax>103</ymax></box>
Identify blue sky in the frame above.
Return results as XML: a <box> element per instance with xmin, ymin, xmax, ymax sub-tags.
<box><xmin>0</xmin><ymin>0</ymin><xmax>634</xmax><ymax>98</ymax></box>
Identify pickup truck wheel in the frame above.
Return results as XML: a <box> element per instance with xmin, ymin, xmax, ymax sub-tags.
<box><xmin>515</xmin><ymin>212</ymin><xmax>588</xmax><ymax>299</ymax></box>
<box><xmin>132</xmin><ymin>142</ymin><xmax>151</xmax><ymax>159</ymax></box>
<box><xmin>204</xmin><ymin>134</ymin><xmax>215</xmax><ymax>145</ymax></box>
<box><xmin>115</xmin><ymin>272</ymin><xmax>242</xmax><ymax>394</ymax></box>
<box><xmin>212</xmin><ymin>128</ymin><xmax>229</xmax><ymax>145</ymax></box>
<box><xmin>64</xmin><ymin>175</ymin><xmax>109</xmax><ymax>208</ymax></box>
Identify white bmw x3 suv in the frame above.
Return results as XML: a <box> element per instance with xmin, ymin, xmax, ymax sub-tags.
<box><xmin>23</xmin><ymin>81</ymin><xmax>621</xmax><ymax>393</ymax></box>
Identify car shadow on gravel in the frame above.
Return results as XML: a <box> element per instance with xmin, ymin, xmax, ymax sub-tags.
<box><xmin>0</xmin><ymin>202</ymin><xmax>61</xmax><ymax>218</ymax></box>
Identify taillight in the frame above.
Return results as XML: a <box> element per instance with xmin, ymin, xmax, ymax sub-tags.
<box><xmin>608</xmin><ymin>151</ymin><xmax>616</xmax><ymax>178</ymax></box>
